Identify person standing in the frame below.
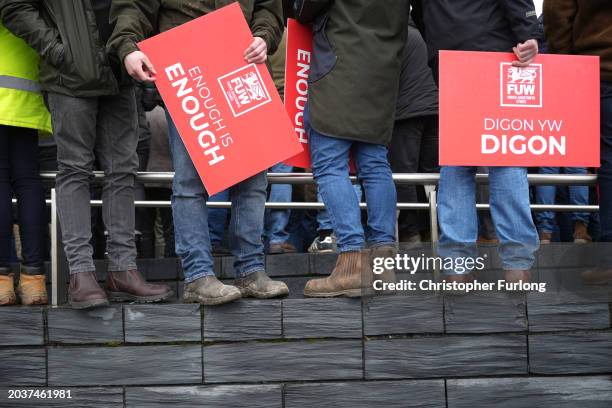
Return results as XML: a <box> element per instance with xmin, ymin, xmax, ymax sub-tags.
<box><xmin>411</xmin><ymin>0</ymin><xmax>540</xmax><ymax>283</ymax></box>
<box><xmin>295</xmin><ymin>0</ymin><xmax>409</xmax><ymax>297</ymax></box>
<box><xmin>0</xmin><ymin>0</ymin><xmax>173</xmax><ymax>309</ymax></box>
<box><xmin>0</xmin><ymin>20</ymin><xmax>51</xmax><ymax>305</ymax></box>
<box><xmin>109</xmin><ymin>0</ymin><xmax>289</xmax><ymax>305</ymax></box>
<box><xmin>389</xmin><ymin>20</ymin><xmax>440</xmax><ymax>246</ymax></box>
<box><xmin>544</xmin><ymin>0</ymin><xmax>612</xmax><ymax>282</ymax></box>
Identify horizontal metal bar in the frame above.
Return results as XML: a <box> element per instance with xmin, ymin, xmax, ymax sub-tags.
<box><xmin>39</xmin><ymin>172</ymin><xmax>599</xmax><ymax>186</ymax></box>
<box><xmin>14</xmin><ymin>198</ymin><xmax>599</xmax><ymax>212</ymax></box>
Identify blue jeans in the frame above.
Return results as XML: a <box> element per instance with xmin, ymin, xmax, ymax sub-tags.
<box><xmin>264</xmin><ymin>162</ymin><xmax>292</xmax><ymax>244</ymax></box>
<box><xmin>166</xmin><ymin>112</ymin><xmax>266</xmax><ymax>282</ymax></box>
<box><xmin>598</xmin><ymin>81</ymin><xmax>612</xmax><ymax>243</ymax></box>
<box><xmin>208</xmin><ymin>189</ymin><xmax>229</xmax><ymax>245</ymax></box>
<box><xmin>535</xmin><ymin>167</ymin><xmax>589</xmax><ymax>233</ymax></box>
<box><xmin>305</xmin><ymin>106</ymin><xmax>396</xmax><ymax>252</ymax></box>
<box><xmin>438</xmin><ymin>166</ymin><xmax>539</xmax><ymax>272</ymax></box>
<box><xmin>317</xmin><ymin>185</ymin><xmax>362</xmax><ymax>231</ymax></box>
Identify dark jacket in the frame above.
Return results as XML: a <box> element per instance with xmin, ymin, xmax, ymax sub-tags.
<box><xmin>411</xmin><ymin>0</ymin><xmax>538</xmax><ymax>71</ymax></box>
<box><xmin>108</xmin><ymin>0</ymin><xmax>284</xmax><ymax>64</ymax></box>
<box><xmin>396</xmin><ymin>23</ymin><xmax>438</xmax><ymax>121</ymax></box>
<box><xmin>0</xmin><ymin>0</ymin><xmax>123</xmax><ymax>97</ymax></box>
<box><xmin>295</xmin><ymin>0</ymin><xmax>409</xmax><ymax>145</ymax></box>
<box><xmin>544</xmin><ymin>0</ymin><xmax>612</xmax><ymax>81</ymax></box>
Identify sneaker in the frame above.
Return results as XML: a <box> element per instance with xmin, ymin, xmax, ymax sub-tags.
<box><xmin>539</xmin><ymin>231</ymin><xmax>552</xmax><ymax>244</ymax></box>
<box><xmin>573</xmin><ymin>221</ymin><xmax>592</xmax><ymax>244</ymax></box>
<box><xmin>308</xmin><ymin>234</ymin><xmax>336</xmax><ymax>253</ymax></box>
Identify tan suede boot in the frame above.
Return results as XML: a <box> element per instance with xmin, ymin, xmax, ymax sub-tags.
<box><xmin>0</xmin><ymin>270</ymin><xmax>17</xmax><ymax>306</ymax></box>
<box><xmin>17</xmin><ymin>267</ymin><xmax>48</xmax><ymax>305</ymax></box>
<box><xmin>304</xmin><ymin>251</ymin><xmax>366</xmax><ymax>298</ymax></box>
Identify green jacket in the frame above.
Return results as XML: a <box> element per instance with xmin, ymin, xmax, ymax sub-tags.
<box><xmin>0</xmin><ymin>0</ymin><xmax>122</xmax><ymax>97</ymax></box>
<box><xmin>0</xmin><ymin>21</ymin><xmax>51</xmax><ymax>132</ymax></box>
<box><xmin>108</xmin><ymin>0</ymin><xmax>284</xmax><ymax>64</ymax></box>
<box><xmin>295</xmin><ymin>0</ymin><xmax>409</xmax><ymax>145</ymax></box>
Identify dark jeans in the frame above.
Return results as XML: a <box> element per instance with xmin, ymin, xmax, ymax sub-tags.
<box><xmin>0</xmin><ymin>125</ymin><xmax>46</xmax><ymax>267</ymax></box>
<box><xmin>599</xmin><ymin>81</ymin><xmax>612</xmax><ymax>243</ymax></box>
<box><xmin>47</xmin><ymin>88</ymin><xmax>139</xmax><ymax>274</ymax></box>
<box><xmin>388</xmin><ymin>116</ymin><xmax>439</xmax><ymax>238</ymax></box>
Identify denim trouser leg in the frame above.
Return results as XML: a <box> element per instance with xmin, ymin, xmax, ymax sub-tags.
<box><xmin>166</xmin><ymin>112</ymin><xmax>215</xmax><ymax>283</ymax></box>
<box><xmin>317</xmin><ymin>184</ymin><xmax>362</xmax><ymax>231</ymax></box>
<box><xmin>208</xmin><ymin>189</ymin><xmax>230</xmax><ymax>245</ymax></box>
<box><xmin>265</xmin><ymin>162</ymin><xmax>293</xmax><ymax>244</ymax></box>
<box><xmin>535</xmin><ymin>167</ymin><xmax>561</xmax><ymax>233</ymax></box>
<box><xmin>536</xmin><ymin>167</ymin><xmax>589</xmax><ymax>233</ymax></box>
<box><xmin>228</xmin><ymin>171</ymin><xmax>267</xmax><ymax>277</ymax></box>
<box><xmin>354</xmin><ymin>142</ymin><xmax>397</xmax><ymax>246</ymax></box>
<box><xmin>598</xmin><ymin>81</ymin><xmax>612</xmax><ymax>244</ymax></box>
<box><xmin>438</xmin><ymin>166</ymin><xmax>479</xmax><ymax>271</ymax></box>
<box><xmin>50</xmin><ymin>89</ymin><xmax>139</xmax><ymax>274</ymax></box>
<box><xmin>488</xmin><ymin>167</ymin><xmax>539</xmax><ymax>270</ymax></box>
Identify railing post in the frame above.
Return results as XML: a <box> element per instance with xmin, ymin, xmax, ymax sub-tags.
<box><xmin>50</xmin><ymin>188</ymin><xmax>58</xmax><ymax>307</ymax></box>
<box><xmin>428</xmin><ymin>189</ymin><xmax>440</xmax><ymax>283</ymax></box>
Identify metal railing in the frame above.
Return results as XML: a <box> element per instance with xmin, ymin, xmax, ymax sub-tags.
<box><xmin>10</xmin><ymin>172</ymin><xmax>600</xmax><ymax>306</ymax></box>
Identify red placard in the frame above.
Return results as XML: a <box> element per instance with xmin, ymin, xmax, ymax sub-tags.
<box><xmin>439</xmin><ymin>51</ymin><xmax>600</xmax><ymax>167</ymax></box>
<box><xmin>138</xmin><ymin>3</ymin><xmax>303</xmax><ymax>195</ymax></box>
<box><xmin>283</xmin><ymin>18</ymin><xmax>313</xmax><ymax>168</ymax></box>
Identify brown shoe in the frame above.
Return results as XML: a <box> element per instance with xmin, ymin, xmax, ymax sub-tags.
<box><xmin>17</xmin><ymin>266</ymin><xmax>48</xmax><ymax>305</ymax></box>
<box><xmin>106</xmin><ymin>269</ymin><xmax>173</xmax><ymax>303</ymax></box>
<box><xmin>581</xmin><ymin>268</ymin><xmax>612</xmax><ymax>285</ymax></box>
<box><xmin>268</xmin><ymin>242</ymin><xmax>297</xmax><ymax>255</ymax></box>
<box><xmin>573</xmin><ymin>221</ymin><xmax>592</xmax><ymax>244</ymax></box>
<box><xmin>0</xmin><ymin>270</ymin><xmax>17</xmax><ymax>306</ymax></box>
<box><xmin>539</xmin><ymin>231</ymin><xmax>552</xmax><ymax>244</ymax></box>
<box><xmin>304</xmin><ymin>250</ymin><xmax>366</xmax><ymax>298</ymax></box>
<box><xmin>69</xmin><ymin>271</ymin><xmax>109</xmax><ymax>309</ymax></box>
<box><xmin>371</xmin><ymin>245</ymin><xmax>397</xmax><ymax>295</ymax></box>
<box><xmin>505</xmin><ymin>269</ymin><xmax>531</xmax><ymax>283</ymax></box>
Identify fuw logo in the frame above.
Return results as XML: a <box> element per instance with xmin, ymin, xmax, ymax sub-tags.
<box><xmin>218</xmin><ymin>64</ymin><xmax>272</xmax><ymax>117</ymax></box>
<box><xmin>500</xmin><ymin>63</ymin><xmax>542</xmax><ymax>108</ymax></box>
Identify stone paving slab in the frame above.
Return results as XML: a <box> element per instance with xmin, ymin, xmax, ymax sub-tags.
<box><xmin>47</xmin><ymin>306</ymin><xmax>123</xmax><ymax>344</ymax></box>
<box><xmin>124</xmin><ymin>304</ymin><xmax>201</xmax><ymax>343</ymax></box>
<box><xmin>444</xmin><ymin>292</ymin><xmax>527</xmax><ymax>333</ymax></box>
<box><xmin>447</xmin><ymin>376</ymin><xmax>612</xmax><ymax>408</ymax></box>
<box><xmin>203</xmin><ymin>340</ymin><xmax>362</xmax><ymax>383</ymax></box>
<box><xmin>529</xmin><ymin>331</ymin><xmax>612</xmax><ymax>375</ymax></box>
<box><xmin>126</xmin><ymin>385</ymin><xmax>282</xmax><ymax>408</ymax></box>
<box><xmin>285</xmin><ymin>380</ymin><xmax>446</xmax><ymax>408</ymax></box>
<box><xmin>0</xmin><ymin>387</ymin><xmax>123</xmax><ymax>408</ymax></box>
<box><xmin>203</xmin><ymin>300</ymin><xmax>281</xmax><ymax>341</ymax></box>
<box><xmin>365</xmin><ymin>334</ymin><xmax>527</xmax><ymax>379</ymax></box>
<box><xmin>0</xmin><ymin>349</ymin><xmax>46</xmax><ymax>386</ymax></box>
<box><xmin>0</xmin><ymin>307</ymin><xmax>44</xmax><ymax>346</ymax></box>
<box><xmin>363</xmin><ymin>295</ymin><xmax>444</xmax><ymax>335</ymax></box>
<box><xmin>283</xmin><ymin>298</ymin><xmax>362</xmax><ymax>339</ymax></box>
<box><xmin>48</xmin><ymin>345</ymin><xmax>202</xmax><ymax>386</ymax></box>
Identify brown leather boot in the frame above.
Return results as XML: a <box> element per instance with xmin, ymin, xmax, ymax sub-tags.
<box><xmin>0</xmin><ymin>269</ymin><xmax>17</xmax><ymax>306</ymax></box>
<box><xmin>371</xmin><ymin>245</ymin><xmax>397</xmax><ymax>295</ymax></box>
<box><xmin>17</xmin><ymin>266</ymin><xmax>48</xmax><ymax>305</ymax></box>
<box><xmin>573</xmin><ymin>221</ymin><xmax>592</xmax><ymax>243</ymax></box>
<box><xmin>581</xmin><ymin>268</ymin><xmax>612</xmax><ymax>285</ymax></box>
<box><xmin>304</xmin><ymin>251</ymin><xmax>366</xmax><ymax>298</ymax></box>
<box><xmin>69</xmin><ymin>271</ymin><xmax>109</xmax><ymax>309</ymax></box>
<box><xmin>106</xmin><ymin>270</ymin><xmax>173</xmax><ymax>303</ymax></box>
<box><xmin>538</xmin><ymin>231</ymin><xmax>552</xmax><ymax>244</ymax></box>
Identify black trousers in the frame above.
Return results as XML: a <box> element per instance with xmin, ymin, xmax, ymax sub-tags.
<box><xmin>388</xmin><ymin>116</ymin><xmax>439</xmax><ymax>238</ymax></box>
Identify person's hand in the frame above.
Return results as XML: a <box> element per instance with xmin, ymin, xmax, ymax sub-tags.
<box><xmin>244</xmin><ymin>37</ymin><xmax>267</xmax><ymax>64</ymax></box>
<box><xmin>124</xmin><ymin>50</ymin><xmax>157</xmax><ymax>82</ymax></box>
<box><xmin>512</xmin><ymin>39</ymin><xmax>539</xmax><ymax>67</ymax></box>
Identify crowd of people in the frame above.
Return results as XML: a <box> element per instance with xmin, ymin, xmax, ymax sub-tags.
<box><xmin>0</xmin><ymin>0</ymin><xmax>610</xmax><ymax>308</ymax></box>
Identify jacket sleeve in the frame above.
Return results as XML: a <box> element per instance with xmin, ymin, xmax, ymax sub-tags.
<box><xmin>108</xmin><ymin>0</ymin><xmax>161</xmax><ymax>63</ymax></box>
<box><xmin>543</xmin><ymin>0</ymin><xmax>577</xmax><ymax>54</ymax></box>
<box><xmin>251</xmin><ymin>0</ymin><xmax>284</xmax><ymax>55</ymax></box>
<box><xmin>293</xmin><ymin>0</ymin><xmax>332</xmax><ymax>24</ymax></box>
<box><xmin>497</xmin><ymin>0</ymin><xmax>539</xmax><ymax>43</ymax></box>
<box><xmin>0</xmin><ymin>0</ymin><xmax>64</xmax><ymax>66</ymax></box>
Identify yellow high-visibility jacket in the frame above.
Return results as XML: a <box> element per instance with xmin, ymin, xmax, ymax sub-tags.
<box><xmin>0</xmin><ymin>21</ymin><xmax>51</xmax><ymax>133</ymax></box>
